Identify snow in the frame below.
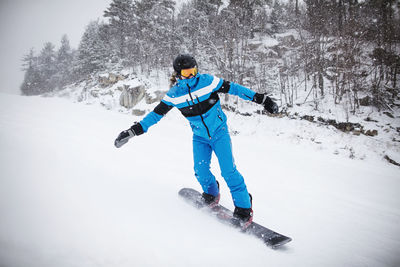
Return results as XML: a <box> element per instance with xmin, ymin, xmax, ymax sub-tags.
<box><xmin>0</xmin><ymin>93</ymin><xmax>399</xmax><ymax>267</ymax></box>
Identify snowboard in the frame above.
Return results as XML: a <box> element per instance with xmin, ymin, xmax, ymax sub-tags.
<box><xmin>178</xmin><ymin>188</ymin><xmax>292</xmax><ymax>249</ymax></box>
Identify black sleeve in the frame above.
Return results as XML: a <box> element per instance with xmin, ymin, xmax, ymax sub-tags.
<box><xmin>153</xmin><ymin>101</ymin><xmax>173</xmax><ymax>116</ymax></box>
<box><xmin>131</xmin><ymin>122</ymin><xmax>144</xmax><ymax>135</ymax></box>
<box><xmin>216</xmin><ymin>80</ymin><xmax>231</xmax><ymax>94</ymax></box>
<box><xmin>252</xmin><ymin>93</ymin><xmax>265</xmax><ymax>104</ymax></box>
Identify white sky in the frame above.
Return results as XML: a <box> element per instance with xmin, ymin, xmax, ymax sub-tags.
<box><xmin>0</xmin><ymin>0</ymin><xmax>112</xmax><ymax>94</ymax></box>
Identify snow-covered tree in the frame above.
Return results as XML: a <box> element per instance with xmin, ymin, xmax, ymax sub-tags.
<box><xmin>20</xmin><ymin>42</ymin><xmax>58</xmax><ymax>94</ymax></box>
<box><xmin>35</xmin><ymin>42</ymin><xmax>58</xmax><ymax>93</ymax></box>
<box><xmin>56</xmin><ymin>35</ymin><xmax>74</xmax><ymax>87</ymax></box>
<box><xmin>104</xmin><ymin>0</ymin><xmax>136</xmax><ymax>62</ymax></box>
<box><xmin>20</xmin><ymin>48</ymin><xmax>41</xmax><ymax>95</ymax></box>
<box><xmin>19</xmin><ymin>0</ymin><xmax>399</xmax><ymax>109</ymax></box>
<box><xmin>75</xmin><ymin>21</ymin><xmax>111</xmax><ymax>77</ymax></box>
<box><xmin>133</xmin><ymin>0</ymin><xmax>176</xmax><ymax>71</ymax></box>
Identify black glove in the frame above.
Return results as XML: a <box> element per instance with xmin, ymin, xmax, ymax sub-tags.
<box><xmin>114</xmin><ymin>123</ymin><xmax>144</xmax><ymax>148</ymax></box>
<box><xmin>252</xmin><ymin>93</ymin><xmax>279</xmax><ymax>114</ymax></box>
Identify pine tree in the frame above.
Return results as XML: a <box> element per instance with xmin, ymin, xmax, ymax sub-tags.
<box><xmin>270</xmin><ymin>1</ymin><xmax>286</xmax><ymax>33</ymax></box>
<box><xmin>303</xmin><ymin>0</ymin><xmax>337</xmax><ymax>97</ymax></box>
<box><xmin>135</xmin><ymin>0</ymin><xmax>176</xmax><ymax>71</ymax></box>
<box><xmin>104</xmin><ymin>0</ymin><xmax>136</xmax><ymax>61</ymax></box>
<box><xmin>175</xmin><ymin>1</ymin><xmax>209</xmax><ymax>57</ymax></box>
<box><xmin>193</xmin><ymin>0</ymin><xmax>222</xmax><ymax>17</ymax></box>
<box><xmin>20</xmin><ymin>48</ymin><xmax>41</xmax><ymax>95</ymax></box>
<box><xmin>56</xmin><ymin>34</ymin><xmax>74</xmax><ymax>87</ymax></box>
<box><xmin>37</xmin><ymin>42</ymin><xmax>57</xmax><ymax>93</ymax></box>
<box><xmin>75</xmin><ymin>21</ymin><xmax>111</xmax><ymax>77</ymax></box>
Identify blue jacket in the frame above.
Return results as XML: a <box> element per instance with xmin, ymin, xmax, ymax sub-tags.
<box><xmin>140</xmin><ymin>73</ymin><xmax>256</xmax><ymax>139</ymax></box>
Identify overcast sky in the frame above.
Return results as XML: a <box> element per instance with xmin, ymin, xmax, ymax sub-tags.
<box><xmin>0</xmin><ymin>0</ymin><xmax>112</xmax><ymax>94</ymax></box>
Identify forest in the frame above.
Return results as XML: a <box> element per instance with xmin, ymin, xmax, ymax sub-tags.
<box><xmin>20</xmin><ymin>0</ymin><xmax>400</xmax><ymax>114</ymax></box>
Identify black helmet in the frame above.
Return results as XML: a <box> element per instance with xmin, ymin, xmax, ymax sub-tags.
<box><xmin>173</xmin><ymin>54</ymin><xmax>197</xmax><ymax>74</ymax></box>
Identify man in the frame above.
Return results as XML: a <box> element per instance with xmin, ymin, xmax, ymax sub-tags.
<box><xmin>115</xmin><ymin>54</ymin><xmax>278</xmax><ymax>229</ymax></box>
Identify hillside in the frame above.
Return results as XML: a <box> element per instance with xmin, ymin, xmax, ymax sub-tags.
<box><xmin>49</xmin><ymin>68</ymin><xmax>400</xmax><ymax>166</ymax></box>
<box><xmin>0</xmin><ymin>93</ymin><xmax>399</xmax><ymax>267</ymax></box>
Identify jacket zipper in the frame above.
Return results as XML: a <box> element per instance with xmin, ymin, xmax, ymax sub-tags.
<box><xmin>187</xmin><ymin>84</ymin><xmax>211</xmax><ymax>139</ymax></box>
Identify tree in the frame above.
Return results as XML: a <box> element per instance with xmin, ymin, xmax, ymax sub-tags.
<box><xmin>56</xmin><ymin>34</ymin><xmax>74</xmax><ymax>87</ymax></box>
<box><xmin>175</xmin><ymin>2</ymin><xmax>209</xmax><ymax>56</ymax></box>
<box><xmin>75</xmin><ymin>21</ymin><xmax>111</xmax><ymax>77</ymax></box>
<box><xmin>134</xmin><ymin>0</ymin><xmax>177</xmax><ymax>71</ymax></box>
<box><xmin>104</xmin><ymin>0</ymin><xmax>136</xmax><ymax>61</ymax></box>
<box><xmin>270</xmin><ymin>1</ymin><xmax>287</xmax><ymax>33</ymax></box>
<box><xmin>37</xmin><ymin>42</ymin><xmax>58</xmax><ymax>93</ymax></box>
<box><xmin>20</xmin><ymin>42</ymin><xmax>58</xmax><ymax>94</ymax></box>
<box><xmin>193</xmin><ymin>0</ymin><xmax>222</xmax><ymax>18</ymax></box>
<box><xmin>20</xmin><ymin>48</ymin><xmax>41</xmax><ymax>95</ymax></box>
<box><xmin>303</xmin><ymin>0</ymin><xmax>338</xmax><ymax>98</ymax></box>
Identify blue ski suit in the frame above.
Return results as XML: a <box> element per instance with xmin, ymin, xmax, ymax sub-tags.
<box><xmin>139</xmin><ymin>73</ymin><xmax>256</xmax><ymax>209</ymax></box>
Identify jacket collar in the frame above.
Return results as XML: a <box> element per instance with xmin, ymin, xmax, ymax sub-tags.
<box><xmin>177</xmin><ymin>73</ymin><xmax>200</xmax><ymax>90</ymax></box>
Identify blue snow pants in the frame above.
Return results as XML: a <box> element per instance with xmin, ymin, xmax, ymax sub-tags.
<box><xmin>192</xmin><ymin>125</ymin><xmax>252</xmax><ymax>209</ymax></box>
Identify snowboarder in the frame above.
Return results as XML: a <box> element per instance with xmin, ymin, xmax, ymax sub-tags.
<box><xmin>115</xmin><ymin>54</ymin><xmax>279</xmax><ymax>229</ymax></box>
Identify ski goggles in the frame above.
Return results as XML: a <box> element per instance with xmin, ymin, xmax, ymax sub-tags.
<box><xmin>180</xmin><ymin>67</ymin><xmax>197</xmax><ymax>78</ymax></box>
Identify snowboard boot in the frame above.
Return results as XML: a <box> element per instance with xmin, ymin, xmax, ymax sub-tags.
<box><xmin>231</xmin><ymin>194</ymin><xmax>253</xmax><ymax>230</ymax></box>
<box><xmin>201</xmin><ymin>181</ymin><xmax>220</xmax><ymax>208</ymax></box>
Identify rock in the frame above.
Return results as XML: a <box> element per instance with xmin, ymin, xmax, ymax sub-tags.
<box><xmin>132</xmin><ymin>109</ymin><xmax>146</xmax><ymax>116</ymax></box>
<box><xmin>383</xmin><ymin>111</ymin><xmax>394</xmax><ymax>118</ymax></box>
<box><xmin>248</xmin><ymin>42</ymin><xmax>262</xmax><ymax>51</ymax></box>
<box><xmin>364</xmin><ymin>117</ymin><xmax>378</xmax><ymax>122</ymax></box>
<box><xmin>384</xmin><ymin>155</ymin><xmax>400</xmax><ymax>167</ymax></box>
<box><xmin>277</xmin><ymin>35</ymin><xmax>299</xmax><ymax>47</ymax></box>
<box><xmin>359</xmin><ymin>96</ymin><xmax>371</xmax><ymax>106</ymax></box>
<box><xmin>98</xmin><ymin>73</ymin><xmax>126</xmax><ymax>87</ymax></box>
<box><xmin>364</xmin><ymin>129</ymin><xmax>378</xmax><ymax>136</ymax></box>
<box><xmin>119</xmin><ymin>84</ymin><xmax>146</xmax><ymax>109</ymax></box>
<box><xmin>336</xmin><ymin>122</ymin><xmax>361</xmax><ymax>132</ymax></box>
<box><xmin>145</xmin><ymin>90</ymin><xmax>166</xmax><ymax>104</ymax></box>
<box><xmin>90</xmin><ymin>89</ymin><xmax>99</xmax><ymax>98</ymax></box>
<box><xmin>301</xmin><ymin>115</ymin><xmax>314</xmax><ymax>122</ymax></box>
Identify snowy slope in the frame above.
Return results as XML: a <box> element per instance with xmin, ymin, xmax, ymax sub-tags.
<box><xmin>0</xmin><ymin>93</ymin><xmax>399</xmax><ymax>267</ymax></box>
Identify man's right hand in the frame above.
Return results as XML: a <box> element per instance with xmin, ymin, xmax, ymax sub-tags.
<box><xmin>114</xmin><ymin>123</ymin><xmax>144</xmax><ymax>148</ymax></box>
